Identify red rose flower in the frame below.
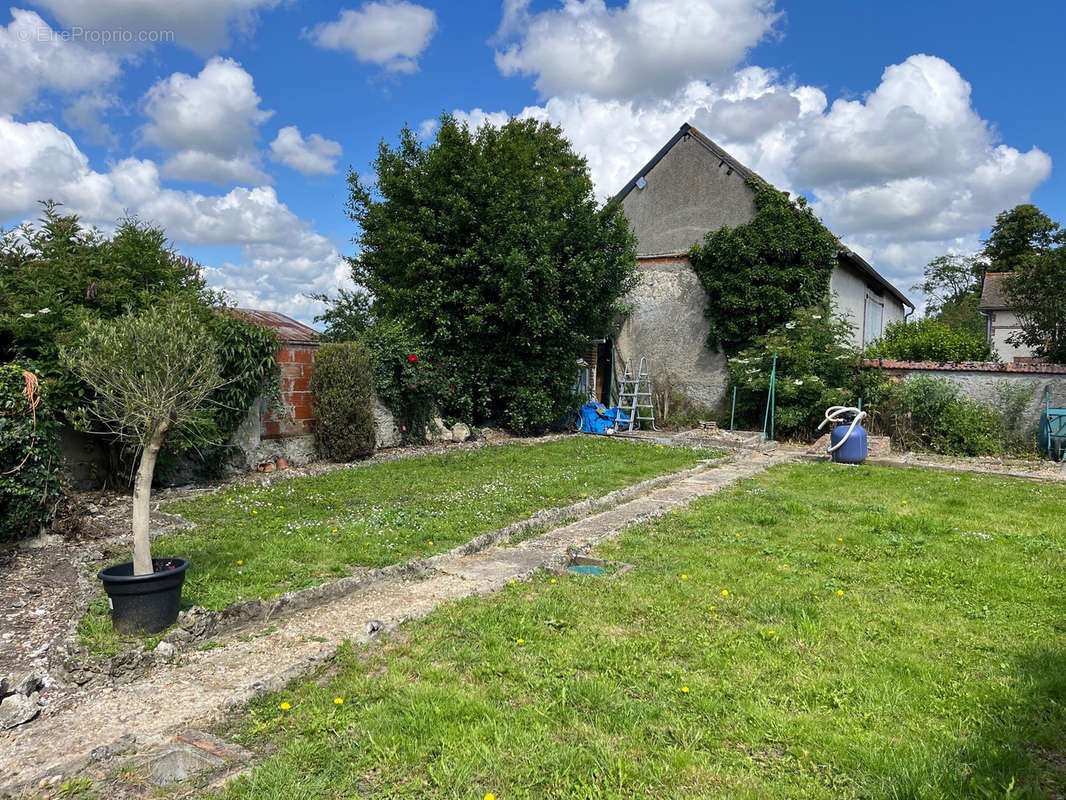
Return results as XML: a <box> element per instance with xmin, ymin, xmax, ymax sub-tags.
<box><xmin>407</xmin><ymin>354</ymin><xmax>418</xmax><ymax>363</ymax></box>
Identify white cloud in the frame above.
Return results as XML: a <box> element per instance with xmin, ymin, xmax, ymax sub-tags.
<box><xmin>141</xmin><ymin>57</ymin><xmax>273</xmax><ymax>184</ymax></box>
<box><xmin>269</xmin><ymin>126</ymin><xmax>342</xmax><ymax>175</ymax></box>
<box><xmin>306</xmin><ymin>1</ymin><xmax>437</xmax><ymax>73</ymax></box>
<box><xmin>0</xmin><ymin>115</ymin><xmax>346</xmax><ymax>322</ymax></box>
<box><xmin>494</xmin><ymin>0</ymin><xmax>779</xmax><ymax>101</ymax></box>
<box><xmin>160</xmin><ymin>150</ymin><xmax>270</xmax><ymax>185</ymax></box>
<box><xmin>29</xmin><ymin>0</ymin><xmax>283</xmax><ymax>54</ymax></box>
<box><xmin>142</xmin><ymin>57</ymin><xmax>272</xmax><ymax>155</ymax></box>
<box><xmin>61</xmin><ymin>92</ymin><xmax>119</xmax><ymax>145</ymax></box>
<box><xmin>0</xmin><ymin>9</ymin><xmax>120</xmax><ymax>114</ymax></box>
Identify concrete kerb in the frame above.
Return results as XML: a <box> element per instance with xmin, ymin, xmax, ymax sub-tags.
<box><xmin>55</xmin><ymin>454</ymin><xmax>738</xmax><ymax>685</ymax></box>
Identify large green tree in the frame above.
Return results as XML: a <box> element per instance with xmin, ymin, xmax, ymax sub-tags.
<box><xmin>911</xmin><ymin>253</ymin><xmax>984</xmax><ymax>338</ymax></box>
<box><xmin>983</xmin><ymin>204</ymin><xmax>1063</xmax><ymax>272</ymax></box>
<box><xmin>981</xmin><ymin>203</ymin><xmax>1066</xmax><ymax>363</ymax></box>
<box><xmin>1003</xmin><ymin>246</ymin><xmax>1066</xmax><ymax>363</ymax></box>
<box><xmin>344</xmin><ymin>115</ymin><xmax>637</xmax><ymax>433</ymax></box>
<box><xmin>688</xmin><ymin>181</ymin><xmax>839</xmax><ymax>354</ymax></box>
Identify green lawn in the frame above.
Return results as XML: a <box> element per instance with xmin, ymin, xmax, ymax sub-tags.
<box><xmin>209</xmin><ymin>463</ymin><xmax>1066</xmax><ymax>799</ymax></box>
<box><xmin>133</xmin><ymin>437</ymin><xmax>708</xmax><ymax>612</ymax></box>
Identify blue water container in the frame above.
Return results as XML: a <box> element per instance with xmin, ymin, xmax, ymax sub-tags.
<box><xmin>830</xmin><ymin>421</ymin><xmax>868</xmax><ymax>464</ymax></box>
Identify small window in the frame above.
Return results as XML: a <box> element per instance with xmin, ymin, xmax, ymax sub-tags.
<box><xmin>863</xmin><ymin>292</ymin><xmax>884</xmax><ymax>346</ymax></box>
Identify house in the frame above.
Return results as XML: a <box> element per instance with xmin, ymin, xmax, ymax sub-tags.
<box><xmin>978</xmin><ymin>272</ymin><xmax>1037</xmax><ymax>364</ymax></box>
<box><xmin>611</xmin><ymin>123</ymin><xmax>913</xmax><ymax>409</ymax></box>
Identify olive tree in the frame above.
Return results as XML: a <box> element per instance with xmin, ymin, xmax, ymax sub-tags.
<box><xmin>63</xmin><ymin>303</ymin><xmax>223</xmax><ymax>574</ymax></box>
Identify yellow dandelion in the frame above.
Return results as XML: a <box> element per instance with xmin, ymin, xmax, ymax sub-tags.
<box><xmin>516</xmin><ymin>638</ymin><xmax>525</xmax><ymax>644</ymax></box>
<box><xmin>681</xmin><ymin>574</ymin><xmax>688</xmax><ymax>580</ymax></box>
<box><xmin>837</xmin><ymin>589</ymin><xmax>845</xmax><ymax>596</ymax></box>
<box><xmin>509</xmin><ymin>579</ymin><xmax>515</xmax><ymax>585</ymax></box>
<box><xmin>279</xmin><ymin>702</ymin><xmax>291</xmax><ymax>710</ymax></box>
<box><xmin>902</xmin><ymin>500</ymin><xmax>908</xmax><ymax>505</ymax></box>
<box><xmin>709</xmin><ymin>605</ymin><xmax>716</xmax><ymax>611</ymax></box>
<box><xmin>768</xmin><ymin>630</ymin><xmax>776</xmax><ymax>636</ymax></box>
<box><xmin>681</xmin><ymin>686</ymin><xmax>690</xmax><ymax>694</ymax></box>
<box><xmin>721</xmin><ymin>589</ymin><xmax>729</xmax><ymax>596</ymax></box>
<box><xmin>837</xmin><ymin>537</ymin><xmax>843</xmax><ymax>542</ymax></box>
<box><xmin>236</xmin><ymin>560</ymin><xmax>243</xmax><ymax>566</ymax></box>
<box><xmin>485</xmin><ymin>794</ymin><xmax>496</xmax><ymax>800</ymax></box>
<box><xmin>332</xmin><ymin>528</ymin><xmax>339</xmax><ymax>533</ymax></box>
<box><xmin>428</xmin><ymin>540</ymin><xmax>434</xmax><ymax>545</ymax></box>
<box><xmin>782</xmin><ymin>563</ymin><xmax>789</xmax><ymax>568</ymax></box>
<box><xmin>279</xmin><ymin>505</ymin><xmax>285</xmax><ymax>510</ymax></box>
<box><xmin>334</xmin><ymin>697</ymin><xmax>344</xmax><ymax>705</ymax></box>
<box><xmin>550</xmin><ymin>578</ymin><xmax>557</xmax><ymax>584</ymax></box>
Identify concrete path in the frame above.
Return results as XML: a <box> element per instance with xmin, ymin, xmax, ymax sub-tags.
<box><xmin>0</xmin><ymin>447</ymin><xmax>796</xmax><ymax>795</ymax></box>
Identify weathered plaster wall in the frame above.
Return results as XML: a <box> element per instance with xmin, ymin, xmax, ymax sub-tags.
<box><xmin>621</xmin><ymin>135</ymin><xmax>756</xmax><ymax>255</ymax></box>
<box><xmin>862</xmin><ymin>359</ymin><xmax>1066</xmax><ymax>431</ymax></box>
<box><xmin>615</xmin><ymin>256</ymin><xmax>727</xmax><ymax>409</ymax></box>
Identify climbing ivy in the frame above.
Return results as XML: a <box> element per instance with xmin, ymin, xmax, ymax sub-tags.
<box><xmin>688</xmin><ymin>180</ymin><xmax>840</xmax><ymax>355</ymax></box>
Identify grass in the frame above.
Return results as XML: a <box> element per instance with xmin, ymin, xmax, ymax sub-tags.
<box><xmin>79</xmin><ymin>437</ymin><xmax>711</xmax><ymax>652</ymax></box>
<box><xmin>209</xmin><ymin>463</ymin><xmax>1066</xmax><ymax>799</ymax></box>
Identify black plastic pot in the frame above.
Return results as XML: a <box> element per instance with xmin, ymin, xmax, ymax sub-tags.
<box><xmin>97</xmin><ymin>557</ymin><xmax>189</xmax><ymax>634</ymax></box>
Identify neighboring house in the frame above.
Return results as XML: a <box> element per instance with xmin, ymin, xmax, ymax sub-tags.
<box><xmin>611</xmin><ymin>123</ymin><xmax>913</xmax><ymax>409</ymax></box>
<box><xmin>978</xmin><ymin>272</ymin><xmax>1037</xmax><ymax>364</ymax></box>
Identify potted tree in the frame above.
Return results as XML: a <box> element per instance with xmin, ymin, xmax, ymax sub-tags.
<box><xmin>64</xmin><ymin>302</ymin><xmax>224</xmax><ymax>634</ymax></box>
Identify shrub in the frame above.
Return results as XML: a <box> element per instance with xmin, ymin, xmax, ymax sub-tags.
<box><xmin>346</xmin><ymin>115</ymin><xmax>637</xmax><ymax>434</ymax></box>
<box><xmin>863</xmin><ymin>375</ymin><xmax>1035</xmax><ymax>457</ymax></box>
<box><xmin>728</xmin><ymin>305</ymin><xmax>860</xmax><ymax>439</ymax></box>
<box><xmin>866</xmin><ymin>318</ymin><xmax>993</xmax><ymax>362</ymax></box>
<box><xmin>310</xmin><ymin>341</ymin><xmax>377</xmax><ymax>460</ymax></box>
<box><xmin>0</xmin><ymin>365</ymin><xmax>60</xmax><ymax>541</ymax></box>
<box><xmin>362</xmin><ymin>320</ymin><xmax>446</xmax><ymax>444</ymax></box>
<box><xmin>652</xmin><ymin>374</ymin><xmax>716</xmax><ymax>431</ymax></box>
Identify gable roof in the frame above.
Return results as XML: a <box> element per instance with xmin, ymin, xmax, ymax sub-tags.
<box><xmin>615</xmin><ymin>122</ymin><xmax>754</xmax><ymax>203</ymax></box>
<box><xmin>979</xmin><ymin>272</ymin><xmax>1011</xmax><ymax>310</ymax></box>
<box><xmin>838</xmin><ymin>249</ymin><xmax>914</xmax><ymax>309</ymax></box>
<box><xmin>229</xmin><ymin>308</ymin><xmax>320</xmax><ymax>344</ymax></box>
<box><xmin>616</xmin><ymin>122</ymin><xmax>912</xmax><ymax>309</ymax></box>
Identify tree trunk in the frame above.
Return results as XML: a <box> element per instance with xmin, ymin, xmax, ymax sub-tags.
<box><xmin>131</xmin><ymin>422</ymin><xmax>169</xmax><ymax>576</ymax></box>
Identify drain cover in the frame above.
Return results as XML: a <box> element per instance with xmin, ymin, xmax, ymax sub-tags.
<box><xmin>567</xmin><ymin>564</ymin><xmax>606</xmax><ymax>576</ymax></box>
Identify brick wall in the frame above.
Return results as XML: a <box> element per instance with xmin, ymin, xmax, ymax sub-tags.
<box><xmin>262</xmin><ymin>344</ymin><xmax>316</xmax><ymax>438</ymax></box>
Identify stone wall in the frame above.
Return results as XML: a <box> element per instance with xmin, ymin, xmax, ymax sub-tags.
<box><xmin>615</xmin><ymin>256</ymin><xmax>727</xmax><ymax>409</ymax></box>
<box><xmin>861</xmin><ymin>358</ymin><xmax>1066</xmax><ymax>430</ymax></box>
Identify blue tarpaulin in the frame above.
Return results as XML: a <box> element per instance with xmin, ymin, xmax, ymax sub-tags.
<box><xmin>576</xmin><ymin>402</ymin><xmax>630</xmax><ymax>435</ymax></box>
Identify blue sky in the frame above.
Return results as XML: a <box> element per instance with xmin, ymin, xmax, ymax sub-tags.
<box><xmin>1</xmin><ymin>0</ymin><xmax>1061</xmax><ymax>323</ymax></box>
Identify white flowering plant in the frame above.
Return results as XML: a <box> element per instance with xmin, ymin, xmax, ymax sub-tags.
<box><xmin>727</xmin><ymin>304</ymin><xmax>860</xmax><ymax>438</ymax></box>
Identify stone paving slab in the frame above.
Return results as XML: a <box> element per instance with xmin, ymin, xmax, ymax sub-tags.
<box><xmin>0</xmin><ymin>447</ymin><xmax>797</xmax><ymax>796</ymax></box>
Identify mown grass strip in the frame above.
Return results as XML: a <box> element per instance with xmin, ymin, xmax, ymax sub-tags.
<box><xmin>213</xmin><ymin>463</ymin><xmax>1066</xmax><ymax>799</ymax></box>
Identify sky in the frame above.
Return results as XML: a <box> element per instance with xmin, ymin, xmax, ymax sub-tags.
<box><xmin>1</xmin><ymin>0</ymin><xmax>1062</xmax><ymax>325</ymax></box>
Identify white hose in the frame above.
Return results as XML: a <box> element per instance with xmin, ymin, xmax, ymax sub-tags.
<box><xmin>817</xmin><ymin>405</ymin><xmax>867</xmax><ymax>454</ymax></box>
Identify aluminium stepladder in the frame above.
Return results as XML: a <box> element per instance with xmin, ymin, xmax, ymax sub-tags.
<box><xmin>616</xmin><ymin>356</ymin><xmax>657</xmax><ymax>432</ymax></box>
